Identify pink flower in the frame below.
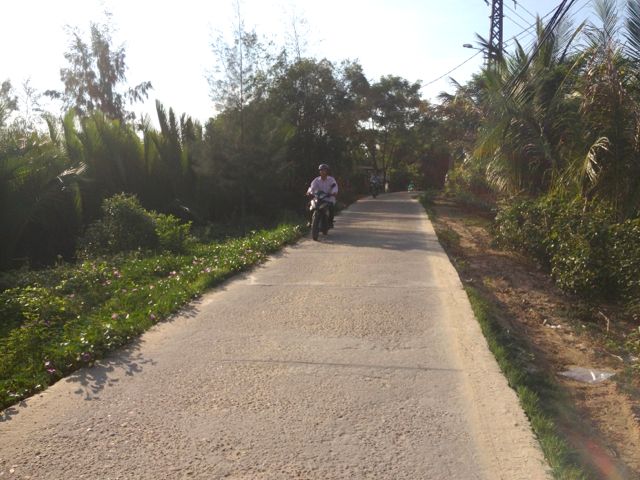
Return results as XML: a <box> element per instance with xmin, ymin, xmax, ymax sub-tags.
<box><xmin>111</xmin><ymin>313</ymin><xmax>119</xmax><ymax>320</ymax></box>
<box><xmin>44</xmin><ymin>360</ymin><xmax>57</xmax><ymax>374</ymax></box>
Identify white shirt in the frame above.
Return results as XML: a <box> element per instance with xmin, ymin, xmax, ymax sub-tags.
<box><xmin>307</xmin><ymin>175</ymin><xmax>338</xmax><ymax>204</ymax></box>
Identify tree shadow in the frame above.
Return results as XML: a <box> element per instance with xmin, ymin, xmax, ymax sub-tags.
<box><xmin>310</xmin><ymin>195</ymin><xmax>443</xmax><ymax>252</ymax></box>
<box><xmin>0</xmin><ymin>345</ymin><xmax>157</xmax><ymax>422</ymax></box>
<box><xmin>319</xmin><ymin>225</ymin><xmax>442</xmax><ymax>252</ymax></box>
<box><xmin>64</xmin><ymin>342</ymin><xmax>156</xmax><ymax>401</ymax></box>
<box><xmin>0</xmin><ymin>400</ymin><xmax>28</xmax><ymax>422</ymax></box>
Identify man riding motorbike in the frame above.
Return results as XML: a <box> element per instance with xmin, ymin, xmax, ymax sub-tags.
<box><xmin>369</xmin><ymin>171</ymin><xmax>381</xmax><ymax>197</ymax></box>
<box><xmin>307</xmin><ymin>163</ymin><xmax>338</xmax><ymax>228</ymax></box>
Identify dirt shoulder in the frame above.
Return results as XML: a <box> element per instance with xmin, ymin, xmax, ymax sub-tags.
<box><xmin>428</xmin><ymin>196</ymin><xmax>640</xmax><ymax>479</ymax></box>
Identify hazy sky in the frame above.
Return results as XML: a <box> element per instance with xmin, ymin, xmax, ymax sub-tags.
<box><xmin>2</xmin><ymin>0</ymin><xmax>597</xmax><ymax>122</ymax></box>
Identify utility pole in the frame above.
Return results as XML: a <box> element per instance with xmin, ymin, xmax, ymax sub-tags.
<box><xmin>487</xmin><ymin>0</ymin><xmax>504</xmax><ymax>63</ymax></box>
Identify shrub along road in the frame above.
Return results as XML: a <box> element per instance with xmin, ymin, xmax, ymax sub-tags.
<box><xmin>0</xmin><ymin>193</ymin><xmax>549</xmax><ymax>479</ymax></box>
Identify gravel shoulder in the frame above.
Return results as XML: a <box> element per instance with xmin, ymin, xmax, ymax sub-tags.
<box><xmin>0</xmin><ymin>192</ymin><xmax>549</xmax><ymax>479</ymax></box>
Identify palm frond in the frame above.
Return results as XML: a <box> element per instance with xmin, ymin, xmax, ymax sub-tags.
<box><xmin>625</xmin><ymin>0</ymin><xmax>640</xmax><ymax>62</ymax></box>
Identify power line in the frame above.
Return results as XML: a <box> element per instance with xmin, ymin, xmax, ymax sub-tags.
<box><xmin>423</xmin><ymin>1</ymin><xmax>580</xmax><ymax>92</ymax></box>
<box><xmin>568</xmin><ymin>0</ymin><xmax>592</xmax><ymax>23</ymax></box>
<box><xmin>514</xmin><ymin>2</ymin><xmax>538</xmax><ymax>20</ymax></box>
<box><xmin>503</xmin><ymin>5</ymin><xmax>559</xmax><ymax>49</ymax></box>
<box><xmin>422</xmin><ymin>50</ymin><xmax>484</xmax><ymax>87</ymax></box>
<box><xmin>505</xmin><ymin>3</ymin><xmax>534</xmax><ymax>27</ymax></box>
<box><xmin>504</xmin><ymin>0</ymin><xmax>587</xmax><ymax>52</ymax></box>
<box><xmin>504</xmin><ymin>12</ymin><xmax>529</xmax><ymax>32</ymax></box>
<box><xmin>505</xmin><ymin>0</ymin><xmax>580</xmax><ymax>97</ymax></box>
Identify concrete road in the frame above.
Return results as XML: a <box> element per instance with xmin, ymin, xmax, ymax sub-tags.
<box><xmin>0</xmin><ymin>192</ymin><xmax>549</xmax><ymax>479</ymax></box>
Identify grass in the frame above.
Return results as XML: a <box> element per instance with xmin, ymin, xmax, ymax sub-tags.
<box><xmin>0</xmin><ymin>224</ymin><xmax>302</xmax><ymax>411</ymax></box>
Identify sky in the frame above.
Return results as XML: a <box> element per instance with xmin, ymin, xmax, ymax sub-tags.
<box><xmin>2</xmin><ymin>0</ymin><xmax>598</xmax><ymax>124</ymax></box>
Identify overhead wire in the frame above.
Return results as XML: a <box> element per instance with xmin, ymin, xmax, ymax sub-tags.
<box><xmin>422</xmin><ymin>1</ymin><xmax>582</xmax><ymax>92</ymax></box>
<box><xmin>506</xmin><ymin>0</ymin><xmax>589</xmax><ymax>54</ymax></box>
<box><xmin>513</xmin><ymin>2</ymin><xmax>538</xmax><ymax>21</ymax></box>
<box><xmin>422</xmin><ymin>50</ymin><xmax>484</xmax><ymax>87</ymax></box>
<box><xmin>504</xmin><ymin>13</ymin><xmax>530</xmax><ymax>32</ymax></box>
<box><xmin>505</xmin><ymin>3</ymin><xmax>535</xmax><ymax>27</ymax></box>
<box><xmin>568</xmin><ymin>0</ymin><xmax>592</xmax><ymax>23</ymax></box>
<box><xmin>504</xmin><ymin>0</ymin><xmax>581</xmax><ymax>97</ymax></box>
<box><xmin>503</xmin><ymin>5</ymin><xmax>558</xmax><ymax>49</ymax></box>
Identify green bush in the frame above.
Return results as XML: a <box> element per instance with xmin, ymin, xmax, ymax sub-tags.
<box><xmin>152</xmin><ymin>213</ymin><xmax>192</xmax><ymax>253</ymax></box>
<box><xmin>494</xmin><ymin>198</ymin><xmax>551</xmax><ymax>265</ymax></box>
<box><xmin>445</xmin><ymin>162</ymin><xmax>492</xmax><ymax>197</ymax></box>
<box><xmin>494</xmin><ymin>195</ymin><xmax>617</xmax><ymax>300</ymax></box>
<box><xmin>550</xmin><ymin>232</ymin><xmax>602</xmax><ymax>297</ymax></box>
<box><xmin>609</xmin><ymin>219</ymin><xmax>640</xmax><ymax>303</ymax></box>
<box><xmin>547</xmin><ymin>202</ymin><xmax>612</xmax><ymax>298</ymax></box>
<box><xmin>79</xmin><ymin>194</ymin><xmax>158</xmax><ymax>257</ymax></box>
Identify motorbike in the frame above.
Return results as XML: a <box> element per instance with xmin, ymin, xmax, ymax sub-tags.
<box><xmin>370</xmin><ymin>181</ymin><xmax>380</xmax><ymax>198</ymax></box>
<box><xmin>309</xmin><ymin>187</ymin><xmax>335</xmax><ymax>241</ymax></box>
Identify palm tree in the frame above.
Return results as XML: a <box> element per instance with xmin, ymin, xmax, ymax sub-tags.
<box><xmin>473</xmin><ymin>15</ymin><xmax>584</xmax><ymax>195</ymax></box>
<box><xmin>565</xmin><ymin>0</ymin><xmax>640</xmax><ymax>218</ymax></box>
<box><xmin>0</xmin><ymin>122</ymin><xmax>80</xmax><ymax>268</ymax></box>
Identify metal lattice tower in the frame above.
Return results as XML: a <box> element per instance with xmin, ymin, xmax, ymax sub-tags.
<box><xmin>488</xmin><ymin>0</ymin><xmax>504</xmax><ymax>63</ymax></box>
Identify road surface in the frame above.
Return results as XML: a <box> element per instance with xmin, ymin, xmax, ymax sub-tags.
<box><xmin>0</xmin><ymin>192</ymin><xmax>549</xmax><ymax>479</ymax></box>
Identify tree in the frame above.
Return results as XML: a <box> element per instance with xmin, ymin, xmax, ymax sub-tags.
<box><xmin>208</xmin><ymin>0</ymin><xmax>273</xmax><ymax>229</ymax></box>
<box><xmin>0</xmin><ymin>80</ymin><xmax>18</xmax><ymax>128</ymax></box>
<box><xmin>366</xmin><ymin>76</ymin><xmax>423</xmax><ymax>183</ymax></box>
<box><xmin>46</xmin><ymin>17</ymin><xmax>152</xmax><ymax>121</ymax></box>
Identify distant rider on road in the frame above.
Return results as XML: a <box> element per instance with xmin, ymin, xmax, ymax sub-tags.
<box><xmin>307</xmin><ymin>163</ymin><xmax>338</xmax><ymax>228</ymax></box>
<box><xmin>369</xmin><ymin>171</ymin><xmax>381</xmax><ymax>195</ymax></box>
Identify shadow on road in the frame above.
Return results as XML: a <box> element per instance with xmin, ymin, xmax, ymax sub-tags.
<box><xmin>310</xmin><ymin>194</ymin><xmax>443</xmax><ymax>252</ymax></box>
<box><xmin>323</xmin><ymin>226</ymin><xmax>441</xmax><ymax>252</ymax></box>
<box><xmin>65</xmin><ymin>344</ymin><xmax>157</xmax><ymax>401</ymax></box>
<box><xmin>0</xmin><ymin>401</ymin><xmax>27</xmax><ymax>423</ymax></box>
<box><xmin>1</xmin><ymin>345</ymin><xmax>158</xmax><ymax>422</ymax></box>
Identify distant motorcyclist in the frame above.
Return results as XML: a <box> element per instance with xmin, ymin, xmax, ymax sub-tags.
<box><xmin>307</xmin><ymin>163</ymin><xmax>338</xmax><ymax>228</ymax></box>
<box><xmin>369</xmin><ymin>171</ymin><xmax>381</xmax><ymax>196</ymax></box>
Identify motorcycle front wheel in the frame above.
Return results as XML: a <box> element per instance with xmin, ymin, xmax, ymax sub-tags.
<box><xmin>321</xmin><ymin>212</ymin><xmax>329</xmax><ymax>235</ymax></box>
<box><xmin>311</xmin><ymin>210</ymin><xmax>321</xmax><ymax>241</ymax></box>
